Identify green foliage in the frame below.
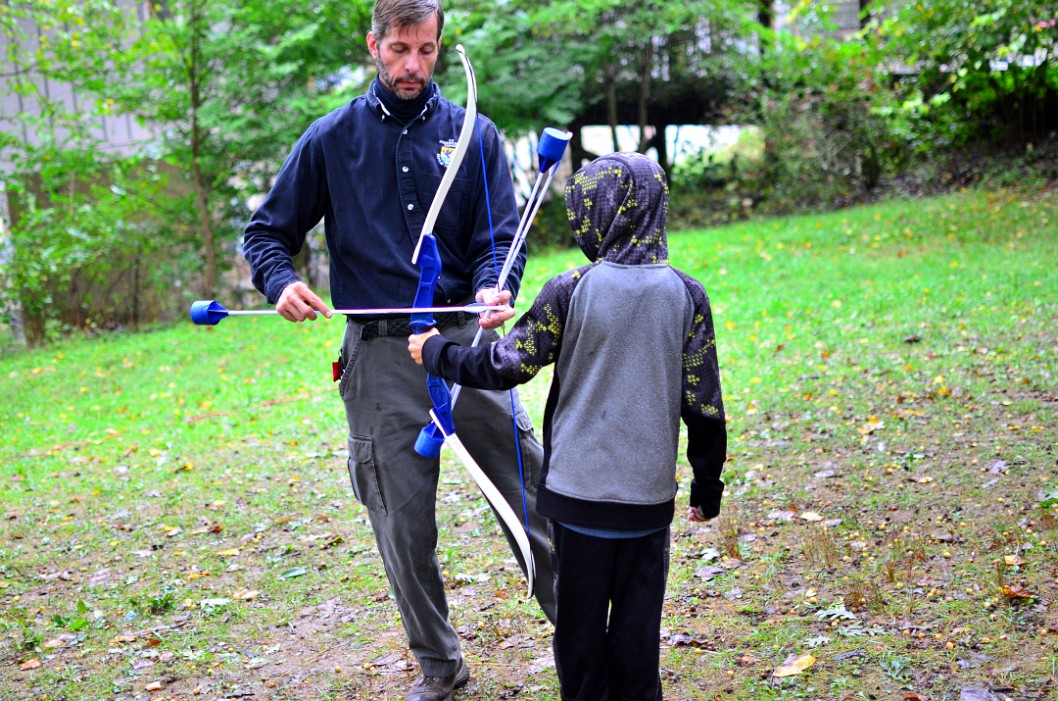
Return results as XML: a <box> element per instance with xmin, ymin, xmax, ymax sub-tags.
<box><xmin>51</xmin><ymin>600</ymin><xmax>92</xmax><ymax>632</ymax></box>
<box><xmin>0</xmin><ymin>1</ymin><xmax>173</xmax><ymax>343</ymax></box>
<box><xmin>4</xmin><ymin>154</ymin><xmax>174</xmax><ymax>341</ymax></box>
<box><xmin>868</xmin><ymin>0</ymin><xmax>1058</xmax><ymax>146</ymax></box>
<box><xmin>1</xmin><ymin>0</ymin><xmax>376</xmax><ymax>345</ymax></box>
<box><xmin>727</xmin><ymin>16</ymin><xmax>905</xmax><ymax>212</ymax></box>
<box><xmin>110</xmin><ymin>0</ymin><xmax>375</xmax><ymax>296</ymax></box>
<box><xmin>129</xmin><ymin>590</ymin><xmax>177</xmax><ymax>617</ymax></box>
<box><xmin>715</xmin><ymin>1</ymin><xmax>1058</xmax><ymax>212</ymax></box>
<box><xmin>441</xmin><ymin>0</ymin><xmax>750</xmax><ymax>138</ymax></box>
<box><xmin>4</xmin><ymin>0</ymin><xmax>1056</xmax><ymax>349</ymax></box>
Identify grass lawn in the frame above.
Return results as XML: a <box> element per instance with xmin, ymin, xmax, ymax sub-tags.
<box><xmin>2</xmin><ymin>186</ymin><xmax>1056</xmax><ymax>701</ymax></box>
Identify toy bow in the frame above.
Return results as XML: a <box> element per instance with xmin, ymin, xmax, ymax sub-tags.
<box><xmin>409</xmin><ymin>45</ymin><xmax>537</xmax><ymax>599</ymax></box>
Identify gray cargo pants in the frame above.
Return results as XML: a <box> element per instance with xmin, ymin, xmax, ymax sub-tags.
<box><xmin>338</xmin><ymin>315</ymin><xmax>556</xmax><ymax>677</ymax></box>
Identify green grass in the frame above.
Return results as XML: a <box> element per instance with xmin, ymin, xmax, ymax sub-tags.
<box><xmin>2</xmin><ymin>186</ymin><xmax>1057</xmax><ymax>700</ymax></box>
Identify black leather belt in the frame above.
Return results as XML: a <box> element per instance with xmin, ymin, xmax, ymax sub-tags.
<box><xmin>357</xmin><ymin>311</ymin><xmax>467</xmax><ymax>340</ymax></box>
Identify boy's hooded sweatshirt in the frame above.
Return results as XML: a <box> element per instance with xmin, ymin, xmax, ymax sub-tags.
<box><xmin>420</xmin><ymin>152</ymin><xmax>726</xmax><ymax>530</ymax></box>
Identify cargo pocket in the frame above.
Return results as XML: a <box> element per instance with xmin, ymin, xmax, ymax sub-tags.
<box><xmin>347</xmin><ymin>434</ymin><xmax>386</xmax><ymax>516</ymax></box>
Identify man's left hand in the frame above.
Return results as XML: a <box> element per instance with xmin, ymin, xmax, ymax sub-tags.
<box><xmin>475</xmin><ymin>288</ymin><xmax>514</xmax><ymax>329</ymax></box>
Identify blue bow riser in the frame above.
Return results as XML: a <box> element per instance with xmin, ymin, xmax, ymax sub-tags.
<box><xmin>410</xmin><ymin>233</ymin><xmax>457</xmax><ymax>458</ymax></box>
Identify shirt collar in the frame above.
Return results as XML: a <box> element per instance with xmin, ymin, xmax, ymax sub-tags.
<box><xmin>367</xmin><ymin>78</ymin><xmax>439</xmax><ymax>124</ymax></box>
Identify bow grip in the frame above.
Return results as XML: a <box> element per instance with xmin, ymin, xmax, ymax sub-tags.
<box><xmin>410</xmin><ymin>234</ymin><xmax>442</xmax><ymax>334</ymax></box>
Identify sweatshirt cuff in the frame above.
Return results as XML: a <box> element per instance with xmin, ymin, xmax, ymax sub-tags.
<box><xmin>264</xmin><ymin>269</ymin><xmax>301</xmax><ymax>306</ymax></box>
<box><xmin>690</xmin><ymin>478</ymin><xmax>724</xmax><ymax>520</ymax></box>
<box><xmin>420</xmin><ymin>333</ymin><xmax>449</xmax><ymax>375</ymax></box>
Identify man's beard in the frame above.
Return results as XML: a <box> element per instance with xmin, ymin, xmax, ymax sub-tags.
<box><xmin>375</xmin><ymin>58</ymin><xmax>427</xmax><ymax>100</ymax></box>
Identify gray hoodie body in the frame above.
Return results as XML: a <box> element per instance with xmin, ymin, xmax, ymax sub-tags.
<box><xmin>421</xmin><ymin>152</ymin><xmax>726</xmax><ymax>530</ymax></box>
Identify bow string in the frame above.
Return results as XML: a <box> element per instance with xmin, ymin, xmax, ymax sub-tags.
<box><xmin>409</xmin><ymin>44</ymin><xmax>536</xmax><ymax>599</ymax></box>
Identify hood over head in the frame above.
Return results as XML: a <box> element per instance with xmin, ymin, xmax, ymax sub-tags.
<box><xmin>564</xmin><ymin>151</ymin><xmax>669</xmax><ymax>265</ymax></box>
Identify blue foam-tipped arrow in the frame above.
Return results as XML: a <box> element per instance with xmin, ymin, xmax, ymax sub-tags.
<box><xmin>189</xmin><ymin>299</ymin><xmax>503</xmax><ymax>326</ymax></box>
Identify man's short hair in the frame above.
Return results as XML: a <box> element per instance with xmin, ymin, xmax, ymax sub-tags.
<box><xmin>372</xmin><ymin>0</ymin><xmax>444</xmax><ymax>42</ymax></box>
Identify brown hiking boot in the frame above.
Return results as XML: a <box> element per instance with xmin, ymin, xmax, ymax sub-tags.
<box><xmin>404</xmin><ymin>658</ymin><xmax>470</xmax><ymax>701</ymax></box>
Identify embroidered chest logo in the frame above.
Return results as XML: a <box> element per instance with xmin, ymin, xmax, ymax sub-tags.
<box><xmin>436</xmin><ymin>138</ymin><xmax>459</xmax><ymax>168</ymax></box>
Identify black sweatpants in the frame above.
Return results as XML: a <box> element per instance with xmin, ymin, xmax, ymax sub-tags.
<box><xmin>550</xmin><ymin>521</ymin><xmax>670</xmax><ymax>701</ymax></box>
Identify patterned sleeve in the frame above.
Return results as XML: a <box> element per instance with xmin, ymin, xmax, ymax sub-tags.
<box><xmin>422</xmin><ymin>265</ymin><xmax>590</xmax><ymax>390</ymax></box>
<box><xmin>675</xmin><ymin>269</ymin><xmax>727</xmax><ymax>519</ymax></box>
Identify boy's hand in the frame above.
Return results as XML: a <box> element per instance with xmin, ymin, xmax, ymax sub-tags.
<box><xmin>687</xmin><ymin>506</ymin><xmax>713</xmax><ymax>522</ymax></box>
<box><xmin>475</xmin><ymin>287</ymin><xmax>514</xmax><ymax>330</ymax></box>
<box><xmin>408</xmin><ymin>328</ymin><xmax>440</xmax><ymax>365</ymax></box>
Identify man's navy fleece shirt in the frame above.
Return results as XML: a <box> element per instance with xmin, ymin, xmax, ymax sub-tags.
<box><xmin>243</xmin><ymin>80</ymin><xmax>525</xmax><ymax>312</ymax></box>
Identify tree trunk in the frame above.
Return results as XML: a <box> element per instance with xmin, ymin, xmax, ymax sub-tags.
<box><xmin>653</xmin><ymin>119</ymin><xmax>671</xmax><ymax>182</ymax></box>
<box><xmin>568</xmin><ymin>120</ymin><xmax>600</xmax><ymax>171</ymax></box>
<box><xmin>636</xmin><ymin>42</ymin><xmax>653</xmax><ymax>155</ymax></box>
<box><xmin>758</xmin><ymin>0</ymin><xmax>773</xmax><ymax>56</ymax></box>
<box><xmin>605</xmin><ymin>63</ymin><xmax>619</xmax><ymax>153</ymax></box>
<box><xmin>758</xmin><ymin>0</ymin><xmax>773</xmax><ymax>30</ymax></box>
<box><xmin>191</xmin><ymin>153</ymin><xmax>216</xmax><ymax>298</ymax></box>
<box><xmin>859</xmin><ymin>0</ymin><xmax>872</xmax><ymax>29</ymax></box>
<box><xmin>186</xmin><ymin>2</ymin><xmax>216</xmax><ymax>298</ymax></box>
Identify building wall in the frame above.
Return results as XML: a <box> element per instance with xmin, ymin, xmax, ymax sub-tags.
<box><xmin>0</xmin><ymin>0</ymin><xmax>158</xmax><ymax>175</ymax></box>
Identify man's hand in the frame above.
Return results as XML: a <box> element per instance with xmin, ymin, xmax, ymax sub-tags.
<box><xmin>687</xmin><ymin>506</ymin><xmax>713</xmax><ymax>523</ymax></box>
<box><xmin>408</xmin><ymin>328</ymin><xmax>440</xmax><ymax>365</ymax></box>
<box><xmin>475</xmin><ymin>287</ymin><xmax>514</xmax><ymax>330</ymax></box>
<box><xmin>277</xmin><ymin>281</ymin><xmax>331</xmax><ymax>322</ymax></box>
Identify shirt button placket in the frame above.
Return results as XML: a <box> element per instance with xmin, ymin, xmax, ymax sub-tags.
<box><xmin>397</xmin><ymin>129</ymin><xmax>423</xmax><ymax>236</ymax></box>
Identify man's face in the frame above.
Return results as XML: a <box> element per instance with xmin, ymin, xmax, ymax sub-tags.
<box><xmin>367</xmin><ymin>15</ymin><xmax>440</xmax><ymax>100</ymax></box>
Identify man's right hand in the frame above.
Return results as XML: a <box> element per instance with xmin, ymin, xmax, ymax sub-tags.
<box><xmin>277</xmin><ymin>281</ymin><xmax>332</xmax><ymax>322</ymax></box>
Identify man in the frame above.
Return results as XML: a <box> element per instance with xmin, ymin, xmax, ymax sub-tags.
<box><xmin>242</xmin><ymin>1</ymin><xmax>556</xmax><ymax>699</ymax></box>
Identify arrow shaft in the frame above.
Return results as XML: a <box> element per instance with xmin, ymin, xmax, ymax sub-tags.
<box><xmin>224</xmin><ymin>304</ymin><xmax>503</xmax><ymax>317</ymax></box>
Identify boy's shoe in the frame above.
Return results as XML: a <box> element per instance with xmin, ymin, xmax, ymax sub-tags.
<box><xmin>404</xmin><ymin>658</ymin><xmax>470</xmax><ymax>701</ymax></box>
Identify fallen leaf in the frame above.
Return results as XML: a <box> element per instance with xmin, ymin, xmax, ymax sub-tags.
<box><xmin>498</xmin><ymin>633</ymin><xmax>533</xmax><ymax>650</ymax></box>
<box><xmin>214</xmin><ymin>548</ymin><xmax>240</xmax><ymax>557</ymax></box>
<box><xmin>1000</xmin><ymin>584</ymin><xmax>1034</xmax><ymax>600</ymax></box>
<box><xmin>1002</xmin><ymin>554</ymin><xmax>1025</xmax><ymax>567</ymax></box>
<box><xmin>280</xmin><ymin>567</ymin><xmax>308</xmax><ymax>579</ymax></box>
<box><xmin>695</xmin><ymin>565</ymin><xmax>724</xmax><ymax>581</ymax></box>
<box><xmin>858</xmin><ymin>420</ymin><xmax>884</xmax><ymax>435</ymax></box>
<box><xmin>145</xmin><ymin>681</ymin><xmax>163</xmax><ymax>691</ymax></box>
<box><xmin>772</xmin><ymin>653</ymin><xmax>815</xmax><ymax>677</ymax></box>
<box><xmin>960</xmin><ymin>689</ymin><xmax>1004</xmax><ymax>701</ymax></box>
<box><xmin>20</xmin><ymin>658</ymin><xmax>42</xmax><ymax>670</ymax></box>
<box><xmin>199</xmin><ymin>598</ymin><xmax>232</xmax><ymax>609</ymax></box>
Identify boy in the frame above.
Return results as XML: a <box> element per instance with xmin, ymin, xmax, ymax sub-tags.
<box><xmin>408</xmin><ymin>152</ymin><xmax>726</xmax><ymax>701</ymax></box>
